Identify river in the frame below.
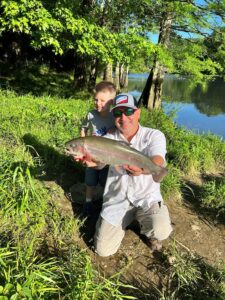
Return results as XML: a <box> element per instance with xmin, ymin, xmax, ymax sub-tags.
<box><xmin>128</xmin><ymin>74</ymin><xmax>225</xmax><ymax>140</ymax></box>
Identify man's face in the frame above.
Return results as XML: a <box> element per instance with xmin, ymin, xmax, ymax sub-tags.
<box><xmin>113</xmin><ymin>106</ymin><xmax>140</xmax><ymax>137</ymax></box>
<box><xmin>94</xmin><ymin>91</ymin><xmax>115</xmax><ymax>112</ymax></box>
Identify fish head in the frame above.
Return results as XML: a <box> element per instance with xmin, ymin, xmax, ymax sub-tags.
<box><xmin>65</xmin><ymin>138</ymin><xmax>85</xmax><ymax>156</ymax></box>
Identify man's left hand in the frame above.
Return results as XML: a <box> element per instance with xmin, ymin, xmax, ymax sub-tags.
<box><xmin>123</xmin><ymin>165</ymin><xmax>143</xmax><ymax>176</ymax></box>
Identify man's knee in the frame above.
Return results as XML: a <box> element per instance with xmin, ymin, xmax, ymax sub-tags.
<box><xmin>140</xmin><ymin>203</ymin><xmax>173</xmax><ymax>241</ymax></box>
<box><xmin>153</xmin><ymin>205</ymin><xmax>173</xmax><ymax>240</ymax></box>
<box><xmin>94</xmin><ymin>240</ymin><xmax>118</xmax><ymax>257</ymax></box>
<box><xmin>153</xmin><ymin>222</ymin><xmax>173</xmax><ymax>241</ymax></box>
<box><xmin>94</xmin><ymin>217</ymin><xmax>125</xmax><ymax>257</ymax></box>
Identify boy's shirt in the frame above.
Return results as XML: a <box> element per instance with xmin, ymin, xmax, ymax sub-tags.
<box><xmin>81</xmin><ymin>110</ymin><xmax>115</xmax><ymax>136</ymax></box>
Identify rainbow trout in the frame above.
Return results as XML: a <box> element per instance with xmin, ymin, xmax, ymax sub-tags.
<box><xmin>65</xmin><ymin>136</ymin><xmax>168</xmax><ymax>181</ymax></box>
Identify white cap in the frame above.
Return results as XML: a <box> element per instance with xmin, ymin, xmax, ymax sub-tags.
<box><xmin>111</xmin><ymin>93</ymin><xmax>138</xmax><ymax>110</ymax></box>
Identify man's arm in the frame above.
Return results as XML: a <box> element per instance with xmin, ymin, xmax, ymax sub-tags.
<box><xmin>80</xmin><ymin>112</ymin><xmax>91</xmax><ymax>137</ymax></box>
<box><xmin>80</xmin><ymin>128</ymin><xmax>88</xmax><ymax>137</ymax></box>
<box><xmin>150</xmin><ymin>155</ymin><xmax>166</xmax><ymax>182</ymax></box>
<box><xmin>123</xmin><ymin>155</ymin><xmax>166</xmax><ymax>182</ymax></box>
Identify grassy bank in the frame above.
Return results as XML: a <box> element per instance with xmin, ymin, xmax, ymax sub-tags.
<box><xmin>0</xmin><ymin>88</ymin><xmax>225</xmax><ymax>299</ymax></box>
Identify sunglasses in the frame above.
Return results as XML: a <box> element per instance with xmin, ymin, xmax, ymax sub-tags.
<box><xmin>113</xmin><ymin>108</ymin><xmax>136</xmax><ymax>118</ymax></box>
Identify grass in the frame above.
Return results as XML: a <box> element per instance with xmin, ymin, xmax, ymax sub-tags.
<box><xmin>154</xmin><ymin>243</ymin><xmax>225</xmax><ymax>299</ymax></box>
<box><xmin>200</xmin><ymin>178</ymin><xmax>225</xmax><ymax>220</ymax></box>
<box><xmin>0</xmin><ymin>88</ymin><xmax>140</xmax><ymax>299</ymax></box>
<box><xmin>0</xmin><ymin>64</ymin><xmax>225</xmax><ymax>298</ymax></box>
<box><xmin>0</xmin><ymin>138</ymin><xmax>133</xmax><ymax>299</ymax></box>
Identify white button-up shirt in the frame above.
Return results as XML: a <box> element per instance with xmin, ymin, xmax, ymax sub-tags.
<box><xmin>101</xmin><ymin>125</ymin><xmax>167</xmax><ymax>226</ymax></box>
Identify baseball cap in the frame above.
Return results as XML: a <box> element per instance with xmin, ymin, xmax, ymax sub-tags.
<box><xmin>111</xmin><ymin>93</ymin><xmax>138</xmax><ymax>111</ymax></box>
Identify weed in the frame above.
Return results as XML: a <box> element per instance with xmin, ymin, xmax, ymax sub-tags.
<box><xmin>155</xmin><ymin>243</ymin><xmax>225</xmax><ymax>299</ymax></box>
<box><xmin>200</xmin><ymin>179</ymin><xmax>225</xmax><ymax>219</ymax></box>
<box><xmin>161</xmin><ymin>164</ymin><xmax>182</xmax><ymax>201</ymax></box>
<box><xmin>0</xmin><ymin>88</ymin><xmax>224</xmax><ymax>299</ymax></box>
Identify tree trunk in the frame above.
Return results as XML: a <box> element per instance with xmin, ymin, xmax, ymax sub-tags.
<box><xmin>119</xmin><ymin>63</ymin><xmax>124</xmax><ymax>87</ymax></box>
<box><xmin>73</xmin><ymin>55</ymin><xmax>88</xmax><ymax>90</ymax></box>
<box><xmin>88</xmin><ymin>58</ymin><xmax>99</xmax><ymax>91</ymax></box>
<box><xmin>73</xmin><ymin>0</ymin><xmax>94</xmax><ymax>90</ymax></box>
<box><xmin>144</xmin><ymin>61</ymin><xmax>165</xmax><ymax>109</ymax></box>
<box><xmin>103</xmin><ymin>63</ymin><xmax>113</xmax><ymax>81</ymax></box>
<box><xmin>119</xmin><ymin>64</ymin><xmax>129</xmax><ymax>88</ymax></box>
<box><xmin>124</xmin><ymin>65</ymin><xmax>129</xmax><ymax>88</ymax></box>
<box><xmin>114</xmin><ymin>61</ymin><xmax>120</xmax><ymax>91</ymax></box>
<box><xmin>141</xmin><ymin>11</ymin><xmax>173</xmax><ymax>109</ymax></box>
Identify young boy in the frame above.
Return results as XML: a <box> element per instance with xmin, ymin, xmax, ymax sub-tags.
<box><xmin>81</xmin><ymin>81</ymin><xmax>116</xmax><ymax>216</ymax></box>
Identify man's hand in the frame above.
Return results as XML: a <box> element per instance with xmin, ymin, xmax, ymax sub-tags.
<box><xmin>123</xmin><ymin>164</ymin><xmax>143</xmax><ymax>176</ymax></box>
<box><xmin>72</xmin><ymin>154</ymin><xmax>98</xmax><ymax>168</ymax></box>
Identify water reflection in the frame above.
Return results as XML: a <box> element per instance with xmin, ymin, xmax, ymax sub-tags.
<box><xmin>163</xmin><ymin>76</ymin><xmax>225</xmax><ymax>116</ymax></box>
<box><xmin>128</xmin><ymin>74</ymin><xmax>225</xmax><ymax>139</ymax></box>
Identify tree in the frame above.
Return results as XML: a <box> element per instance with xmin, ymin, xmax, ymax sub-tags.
<box><xmin>2</xmin><ymin>0</ymin><xmax>223</xmax><ymax>100</ymax></box>
<box><xmin>138</xmin><ymin>0</ymin><xmax>225</xmax><ymax>109</ymax></box>
<box><xmin>204</xmin><ymin>27</ymin><xmax>225</xmax><ymax>76</ymax></box>
<box><xmin>0</xmin><ymin>0</ymin><xmax>154</xmax><ymax>91</ymax></box>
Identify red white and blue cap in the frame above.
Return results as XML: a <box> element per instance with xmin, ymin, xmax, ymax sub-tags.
<box><xmin>111</xmin><ymin>93</ymin><xmax>138</xmax><ymax>110</ymax></box>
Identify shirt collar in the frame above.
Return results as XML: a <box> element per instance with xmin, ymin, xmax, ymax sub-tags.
<box><xmin>116</xmin><ymin>124</ymin><xmax>142</xmax><ymax>144</ymax></box>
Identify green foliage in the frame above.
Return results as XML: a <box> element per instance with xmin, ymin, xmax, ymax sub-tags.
<box><xmin>158</xmin><ymin>243</ymin><xmax>225</xmax><ymax>299</ymax></box>
<box><xmin>161</xmin><ymin>164</ymin><xmax>182</xmax><ymax>200</ymax></box>
<box><xmin>129</xmin><ymin>57</ymin><xmax>151</xmax><ymax>73</ymax></box>
<box><xmin>0</xmin><ymin>0</ymin><xmax>64</xmax><ymax>53</ymax></box>
<box><xmin>200</xmin><ymin>179</ymin><xmax>225</xmax><ymax>219</ymax></box>
<box><xmin>131</xmin><ymin>0</ymin><xmax>225</xmax><ymax>76</ymax></box>
<box><xmin>0</xmin><ymin>0</ymin><xmax>155</xmax><ymax>65</ymax></box>
<box><xmin>0</xmin><ymin>88</ymin><xmax>225</xmax><ymax>298</ymax></box>
<box><xmin>0</xmin><ymin>247</ymin><xmax>60</xmax><ymax>299</ymax></box>
<box><xmin>168</xmin><ymin>36</ymin><xmax>222</xmax><ymax>81</ymax></box>
<box><xmin>205</xmin><ymin>27</ymin><xmax>225</xmax><ymax>76</ymax></box>
<box><xmin>140</xmin><ymin>107</ymin><xmax>225</xmax><ymax>183</ymax></box>
<box><xmin>0</xmin><ymin>91</ymin><xmax>135</xmax><ymax>298</ymax></box>
<box><xmin>115</xmin><ymin>30</ymin><xmax>156</xmax><ymax>65</ymax></box>
<box><xmin>0</xmin><ymin>0</ymin><xmax>224</xmax><ymax>91</ymax></box>
<box><xmin>0</xmin><ymin>62</ymin><xmax>84</xmax><ymax>98</ymax></box>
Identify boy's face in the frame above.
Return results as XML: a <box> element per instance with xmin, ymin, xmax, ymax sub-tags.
<box><xmin>94</xmin><ymin>90</ymin><xmax>115</xmax><ymax>113</ymax></box>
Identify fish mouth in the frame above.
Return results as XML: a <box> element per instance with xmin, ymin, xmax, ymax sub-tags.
<box><xmin>65</xmin><ymin>148</ymin><xmax>74</xmax><ymax>155</ymax></box>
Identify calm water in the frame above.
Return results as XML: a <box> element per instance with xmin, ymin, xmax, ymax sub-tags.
<box><xmin>128</xmin><ymin>74</ymin><xmax>225</xmax><ymax>139</ymax></box>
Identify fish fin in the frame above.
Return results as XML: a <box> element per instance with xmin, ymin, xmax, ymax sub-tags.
<box><xmin>85</xmin><ymin>152</ymin><xmax>100</xmax><ymax>163</ymax></box>
<box><xmin>152</xmin><ymin>167</ymin><xmax>168</xmax><ymax>182</ymax></box>
<box><xmin>114</xmin><ymin>165</ymin><xmax>124</xmax><ymax>174</ymax></box>
<box><xmin>118</xmin><ymin>140</ymin><xmax>131</xmax><ymax>147</ymax></box>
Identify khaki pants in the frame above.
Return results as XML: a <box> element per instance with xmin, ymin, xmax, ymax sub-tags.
<box><xmin>94</xmin><ymin>202</ymin><xmax>172</xmax><ymax>257</ymax></box>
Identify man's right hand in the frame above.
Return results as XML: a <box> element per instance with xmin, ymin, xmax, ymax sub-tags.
<box><xmin>72</xmin><ymin>154</ymin><xmax>98</xmax><ymax>168</ymax></box>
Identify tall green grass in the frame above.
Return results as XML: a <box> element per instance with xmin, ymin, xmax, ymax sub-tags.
<box><xmin>0</xmin><ymin>146</ymin><xmax>134</xmax><ymax>299</ymax></box>
<box><xmin>200</xmin><ymin>179</ymin><xmax>225</xmax><ymax>220</ymax></box>
<box><xmin>154</xmin><ymin>243</ymin><xmax>225</xmax><ymax>299</ymax></box>
<box><xmin>0</xmin><ymin>95</ymin><xmax>135</xmax><ymax>298</ymax></box>
<box><xmin>0</xmin><ymin>88</ymin><xmax>224</xmax><ymax>299</ymax></box>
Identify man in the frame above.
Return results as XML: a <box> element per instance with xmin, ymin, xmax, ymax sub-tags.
<box><xmin>76</xmin><ymin>93</ymin><xmax>172</xmax><ymax>256</ymax></box>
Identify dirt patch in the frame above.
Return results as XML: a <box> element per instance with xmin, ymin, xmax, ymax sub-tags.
<box><xmin>167</xmin><ymin>199</ymin><xmax>225</xmax><ymax>264</ymax></box>
<box><xmin>49</xmin><ymin>180</ymin><xmax>225</xmax><ymax>293</ymax></box>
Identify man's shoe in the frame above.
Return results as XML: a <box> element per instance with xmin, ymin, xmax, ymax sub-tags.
<box><xmin>146</xmin><ymin>238</ymin><xmax>162</xmax><ymax>252</ymax></box>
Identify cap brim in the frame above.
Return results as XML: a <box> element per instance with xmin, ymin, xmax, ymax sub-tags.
<box><xmin>111</xmin><ymin>104</ymin><xmax>138</xmax><ymax>111</ymax></box>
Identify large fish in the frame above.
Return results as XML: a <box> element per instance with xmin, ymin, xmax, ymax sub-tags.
<box><xmin>65</xmin><ymin>136</ymin><xmax>168</xmax><ymax>182</ymax></box>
